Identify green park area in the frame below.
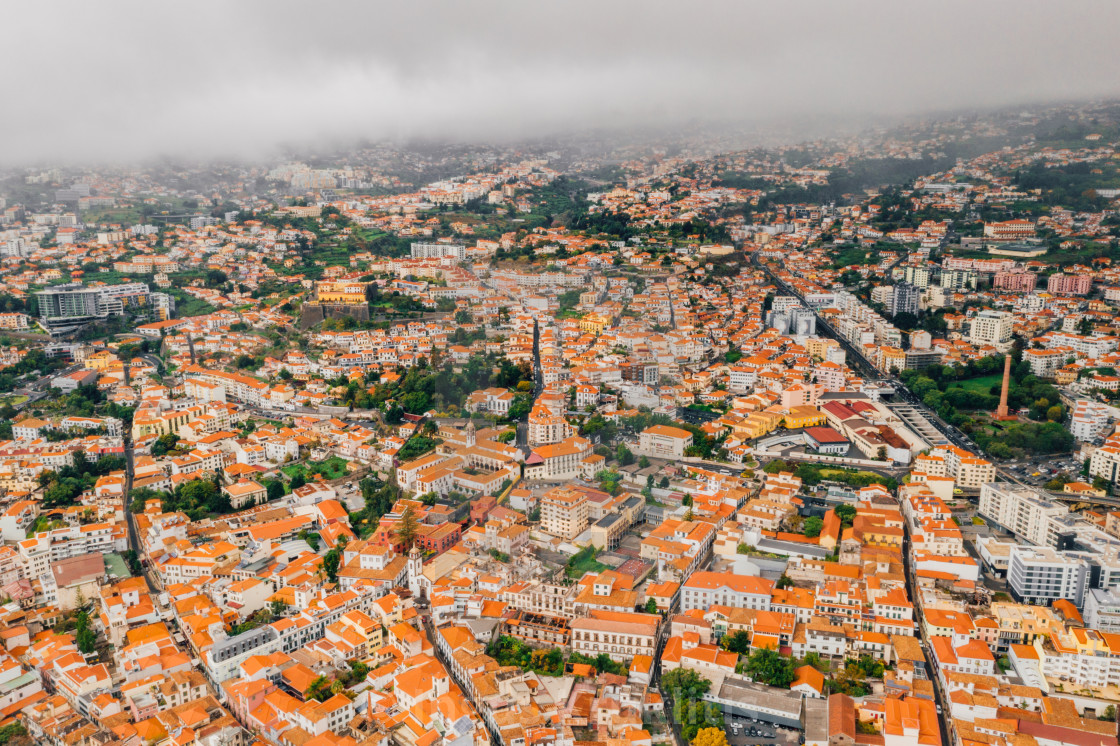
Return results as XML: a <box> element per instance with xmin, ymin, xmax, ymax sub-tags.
<box><xmin>947</xmin><ymin>374</ymin><xmax>1003</xmax><ymax>395</ymax></box>
<box><xmin>282</xmin><ymin>456</ymin><xmax>350</xmax><ymax>482</ymax></box>
<box><xmin>565</xmin><ymin>546</ymin><xmax>608</xmax><ymax>579</ymax></box>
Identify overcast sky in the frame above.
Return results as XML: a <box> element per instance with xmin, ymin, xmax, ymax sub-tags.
<box><xmin>3</xmin><ymin>0</ymin><xmax>1118</xmax><ymax>164</ymax></box>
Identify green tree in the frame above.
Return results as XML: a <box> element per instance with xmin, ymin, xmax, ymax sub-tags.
<box><xmin>396</xmin><ymin>504</ymin><xmax>420</xmax><ymax>550</ymax></box>
<box><xmin>508</xmin><ymin>393</ymin><xmax>533</xmax><ymax>420</ymax></box>
<box><xmin>893</xmin><ymin>311</ymin><xmax>918</xmax><ymax>330</ymax></box>
<box><xmin>305</xmin><ymin>675</ymin><xmax>332</xmax><ymax>702</ymax></box>
<box><xmin>721</xmin><ymin>630</ymin><xmax>751</xmax><ymax>655</ymax></box>
<box><xmin>743</xmin><ymin>648</ymin><xmax>795</xmax><ymax>688</ymax></box>
<box><xmin>834</xmin><ymin>504</ymin><xmax>857</xmax><ymax>526</ymax></box>
<box><xmin>151</xmin><ymin>433</ymin><xmax>180</xmax><ymax>457</ymax></box>
<box><xmin>322</xmin><ymin>547</ymin><xmax>342</xmax><ymax>584</ymax></box>
<box><xmin>677</xmin><ymin>700</ymin><xmax>723</xmax><ymax>742</ymax></box>
<box><xmin>74</xmin><ymin>610</ymin><xmax>96</xmax><ymax>653</ymax></box>
<box><xmin>661</xmin><ymin>668</ymin><xmax>712</xmax><ymax>700</ymax></box>
<box><xmin>265</xmin><ymin>480</ymin><xmax>285</xmax><ymax>501</ymax></box>
<box><xmin>0</xmin><ymin>723</ymin><xmax>28</xmax><ymax>746</ymax></box>
<box><xmin>803</xmin><ymin>516</ymin><xmax>824</xmax><ymax>538</ymax></box>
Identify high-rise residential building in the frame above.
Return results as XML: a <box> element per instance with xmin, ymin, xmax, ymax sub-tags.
<box><xmin>889</xmin><ymin>282</ymin><xmax>919</xmax><ymax>317</ymax></box>
<box><xmin>1007</xmin><ymin>545</ymin><xmax>1089</xmax><ymax>608</ymax></box>
<box><xmin>978</xmin><ymin>483</ymin><xmax>1073</xmax><ymax>547</ymax></box>
<box><xmin>36</xmin><ymin>283</ymin><xmax>151</xmax><ymax>333</ymax></box>
<box><xmin>993</xmin><ymin>271</ymin><xmax>1037</xmax><ymax>292</ymax></box>
<box><xmin>903</xmin><ymin>265</ymin><xmax>930</xmax><ymax>288</ymax></box>
<box><xmin>940</xmin><ymin>269</ymin><xmax>978</xmax><ymax>290</ymax></box>
<box><xmin>1084</xmin><ymin>588</ymin><xmax>1120</xmax><ymax>633</ymax></box>
<box><xmin>1047</xmin><ymin>273</ymin><xmax>1092</xmax><ymax>296</ymax></box>
<box><xmin>540</xmin><ymin>487</ymin><xmax>589</xmax><ymax>539</ymax></box>
<box><xmin>1071</xmin><ymin>400</ymin><xmax>1113</xmax><ymax>441</ymax></box>
<box><xmin>870</xmin><ymin>285</ymin><xmax>893</xmax><ymax>306</ymax></box>
<box><xmin>968</xmin><ymin>310</ymin><xmax>1013</xmax><ymax>347</ymax></box>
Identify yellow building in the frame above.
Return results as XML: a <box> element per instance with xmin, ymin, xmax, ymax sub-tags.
<box><xmin>315</xmin><ymin>280</ymin><xmax>368</xmax><ymax>304</ymax></box>
<box><xmin>131</xmin><ymin>408</ymin><xmax>198</xmax><ymax>440</ymax></box>
<box><xmin>1055</xmin><ymin>366</ymin><xmax>1079</xmax><ymax>386</ymax></box>
<box><xmin>805</xmin><ymin>338</ymin><xmax>839</xmax><ymax>360</ymax></box>
<box><xmin>733</xmin><ymin>410</ymin><xmax>784</xmax><ymax>440</ymax></box>
<box><xmin>85</xmin><ymin>350</ymin><xmax>120</xmax><ymax>371</ymax></box>
<box><xmin>578</xmin><ymin>312</ymin><xmax>612</xmax><ymax>335</ymax></box>
<box><xmin>783</xmin><ymin>405</ymin><xmax>826</xmax><ymax>429</ymax></box>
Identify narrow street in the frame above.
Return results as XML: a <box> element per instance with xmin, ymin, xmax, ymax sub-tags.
<box><xmin>901</xmin><ymin>532</ymin><xmax>952</xmax><ymax>746</ymax></box>
<box><xmin>121</xmin><ymin>446</ymin><xmax>159</xmax><ymax>596</ymax></box>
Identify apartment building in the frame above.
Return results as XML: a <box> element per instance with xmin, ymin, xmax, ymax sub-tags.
<box><xmin>527</xmin><ymin>405</ymin><xmax>571</xmax><ymax>446</ymax></box>
<box><xmin>1089</xmin><ymin>444</ymin><xmax>1120</xmax><ymax>483</ymax></box>
<box><xmin>889</xmin><ymin>282</ymin><xmax>919</xmax><ymax>316</ymax></box>
<box><xmin>411</xmin><ymin>242</ymin><xmax>466</xmax><ymax>260</ymax></box>
<box><xmin>637</xmin><ymin>424</ymin><xmax>693</xmax><ymax>460</ymax></box>
<box><xmin>1047</xmin><ymin>273</ymin><xmax>1092</xmax><ymax>296</ymax></box>
<box><xmin>931</xmin><ymin>445</ymin><xmax>995</xmax><ymax>489</ymax></box>
<box><xmin>1041</xmin><ymin>331</ymin><xmax>1118</xmax><ymax>357</ymax></box>
<box><xmin>1071</xmin><ymin>400</ymin><xmax>1113</xmax><ymax>441</ymax></box>
<box><xmin>978</xmin><ymin>483</ymin><xmax>1075</xmax><ymax>548</ymax></box>
<box><xmin>1022</xmin><ymin>627</ymin><xmax>1120</xmax><ymax>692</ymax></box>
<box><xmin>993</xmin><ymin>271</ymin><xmax>1037</xmax><ymax>292</ymax></box>
<box><xmin>19</xmin><ymin>523</ymin><xmax>126</xmax><ymax>580</ymax></box>
<box><xmin>940</xmin><ymin>269</ymin><xmax>979</xmax><ymax>290</ymax></box>
<box><xmin>1023</xmin><ymin>348</ymin><xmax>1069</xmax><ymax>379</ymax></box>
<box><xmin>967</xmin><ymin>310</ymin><xmax>1013</xmax><ymax>348</ymax></box>
<box><xmin>902</xmin><ymin>265</ymin><xmax>931</xmax><ymax>288</ymax></box>
<box><xmin>1007</xmin><ymin>545</ymin><xmax>1090</xmax><ymax>608</ymax></box>
<box><xmin>183</xmin><ymin>365</ymin><xmax>269</xmax><ymax>406</ymax></box>
<box><xmin>1084</xmin><ymin>588</ymin><xmax>1120</xmax><ymax>634</ymax></box>
<box><xmin>0</xmin><ymin>500</ymin><xmax>39</xmax><ymax>542</ymax></box>
<box><xmin>540</xmin><ymin>487</ymin><xmax>589</xmax><ymax>540</ymax></box>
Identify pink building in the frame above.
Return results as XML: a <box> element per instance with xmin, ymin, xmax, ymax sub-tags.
<box><xmin>993</xmin><ymin>271</ymin><xmax>1037</xmax><ymax>292</ymax></box>
<box><xmin>1047</xmin><ymin>273</ymin><xmax>1092</xmax><ymax>296</ymax></box>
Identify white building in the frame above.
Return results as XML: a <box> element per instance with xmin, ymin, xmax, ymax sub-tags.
<box><xmin>680</xmin><ymin>571</ymin><xmax>774</xmax><ymax>612</ymax></box>
<box><xmin>1071</xmin><ymin>400</ymin><xmax>1115</xmax><ymax>442</ymax></box>
<box><xmin>637</xmin><ymin>425</ymin><xmax>693</xmax><ymax>460</ymax></box>
<box><xmin>1084</xmin><ymin>587</ymin><xmax>1120</xmax><ymax>634</ymax></box>
<box><xmin>410</xmin><ymin>242</ymin><xmax>466</xmax><ymax>260</ymax></box>
<box><xmin>967</xmin><ymin>310</ymin><xmax>1013</xmax><ymax>348</ymax></box>
<box><xmin>978</xmin><ymin>483</ymin><xmax>1072</xmax><ymax>548</ymax></box>
<box><xmin>1007</xmin><ymin>545</ymin><xmax>1090</xmax><ymax>608</ymax></box>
